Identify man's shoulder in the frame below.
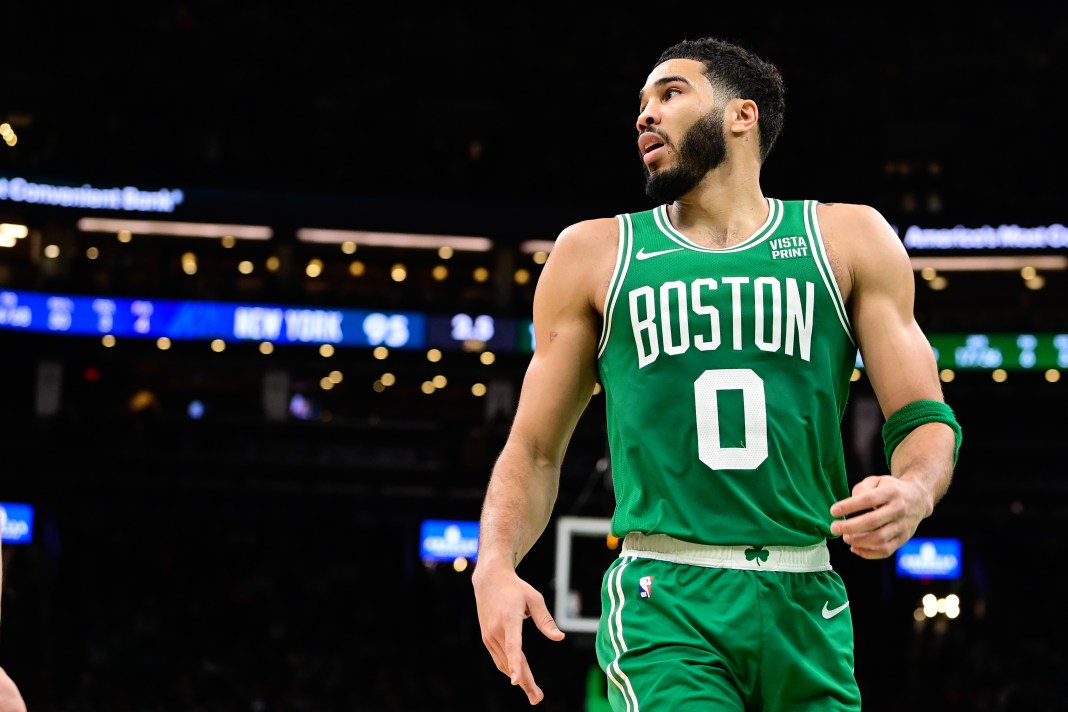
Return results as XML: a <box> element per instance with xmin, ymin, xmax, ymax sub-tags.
<box><xmin>556</xmin><ymin>202</ymin><xmax>665</xmax><ymax>241</ymax></box>
<box><xmin>815</xmin><ymin>201</ymin><xmax>886</xmax><ymax>225</ymax></box>
<box><xmin>541</xmin><ymin>216</ymin><xmax>622</xmax><ymax>297</ymax></box>
<box><xmin>814</xmin><ymin>201</ymin><xmax>907</xmax><ymax>272</ymax></box>
<box><xmin>554</xmin><ymin>216</ymin><xmax>621</xmax><ymax>251</ymax></box>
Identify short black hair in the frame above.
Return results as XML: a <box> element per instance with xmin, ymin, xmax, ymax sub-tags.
<box><xmin>656</xmin><ymin>37</ymin><xmax>786</xmax><ymax>162</ymax></box>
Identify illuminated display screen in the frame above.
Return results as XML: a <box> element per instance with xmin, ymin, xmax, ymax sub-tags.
<box><xmin>0</xmin><ymin>175</ymin><xmax>184</xmax><ymax>213</ymax></box>
<box><xmin>0</xmin><ymin>289</ymin><xmax>426</xmax><ymax>348</ymax></box>
<box><xmin>896</xmin><ymin>537</ymin><xmax>962</xmax><ymax>580</ymax></box>
<box><xmin>424</xmin><ymin>315</ymin><xmax>535</xmax><ymax>354</ymax></box>
<box><xmin>0</xmin><ymin>502</ymin><xmax>34</xmax><ymax>545</ymax></box>
<box><xmin>426</xmin><ymin>313</ymin><xmax>518</xmax><ymax>353</ymax></box>
<box><xmin>928</xmin><ymin>333</ymin><xmax>1068</xmax><ymax>370</ymax></box>
<box><xmin>419</xmin><ymin>519</ymin><xmax>479</xmax><ymax>562</ymax></box>
<box><xmin>1</xmin><ymin>289</ymin><xmax>1064</xmax><ymax>369</ymax></box>
<box><xmin>855</xmin><ymin>332</ymin><xmax>1068</xmax><ymax>371</ymax></box>
<box><xmin>901</xmin><ymin>223</ymin><xmax>1068</xmax><ymax>250</ymax></box>
<box><xmin>517</xmin><ymin>318</ymin><xmax>536</xmax><ymax>353</ymax></box>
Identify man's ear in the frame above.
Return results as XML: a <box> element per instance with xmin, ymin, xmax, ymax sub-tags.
<box><xmin>728</xmin><ymin>98</ymin><xmax>760</xmax><ymax>135</ymax></box>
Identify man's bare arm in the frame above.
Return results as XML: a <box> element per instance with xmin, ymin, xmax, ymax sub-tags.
<box><xmin>473</xmin><ymin>218</ymin><xmax>615</xmax><ymax>705</ymax></box>
<box><xmin>822</xmin><ymin>204</ymin><xmax>957</xmax><ymax>558</ymax></box>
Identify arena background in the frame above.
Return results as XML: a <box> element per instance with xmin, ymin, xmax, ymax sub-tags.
<box><xmin>1</xmin><ymin>4</ymin><xmax>1066</xmax><ymax>710</ymax></box>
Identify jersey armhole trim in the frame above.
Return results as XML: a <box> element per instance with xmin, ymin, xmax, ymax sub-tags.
<box><xmin>805</xmin><ymin>200</ymin><xmax>855</xmax><ymax>345</ymax></box>
<box><xmin>597</xmin><ymin>214</ymin><xmax>633</xmax><ymax>357</ymax></box>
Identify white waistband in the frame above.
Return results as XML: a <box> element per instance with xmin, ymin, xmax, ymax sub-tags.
<box><xmin>621</xmin><ymin>533</ymin><xmax>832</xmax><ymax>573</ymax></box>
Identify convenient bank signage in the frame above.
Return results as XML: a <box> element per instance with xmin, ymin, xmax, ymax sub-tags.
<box><xmin>0</xmin><ymin>175</ymin><xmax>184</xmax><ymax>213</ymax></box>
<box><xmin>0</xmin><ymin>502</ymin><xmax>34</xmax><ymax>545</ymax></box>
<box><xmin>896</xmin><ymin>537</ymin><xmax>962</xmax><ymax>580</ymax></box>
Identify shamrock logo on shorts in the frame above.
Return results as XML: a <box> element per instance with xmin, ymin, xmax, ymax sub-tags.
<box><xmin>744</xmin><ymin>546</ymin><xmax>769</xmax><ymax>565</ymax></box>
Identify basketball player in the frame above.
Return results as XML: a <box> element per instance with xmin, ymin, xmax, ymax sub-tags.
<box><xmin>473</xmin><ymin>36</ymin><xmax>961</xmax><ymax>709</ymax></box>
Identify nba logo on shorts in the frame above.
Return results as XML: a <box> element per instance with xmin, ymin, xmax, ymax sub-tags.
<box><xmin>638</xmin><ymin>575</ymin><xmax>653</xmax><ymax>599</ymax></box>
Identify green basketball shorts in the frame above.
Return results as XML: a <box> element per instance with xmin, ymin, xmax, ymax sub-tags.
<box><xmin>595</xmin><ymin>533</ymin><xmax>861</xmax><ymax>711</ymax></box>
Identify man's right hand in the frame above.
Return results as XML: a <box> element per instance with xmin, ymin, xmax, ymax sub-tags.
<box><xmin>473</xmin><ymin>565</ymin><xmax>566</xmax><ymax>706</ymax></box>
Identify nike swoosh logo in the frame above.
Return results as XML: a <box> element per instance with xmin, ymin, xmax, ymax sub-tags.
<box><xmin>635</xmin><ymin>247</ymin><xmax>684</xmax><ymax>260</ymax></box>
<box><xmin>822</xmin><ymin>601</ymin><xmax>850</xmax><ymax>619</ymax></box>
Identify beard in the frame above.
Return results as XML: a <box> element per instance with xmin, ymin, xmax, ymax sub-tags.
<box><xmin>643</xmin><ymin>110</ymin><xmax>728</xmax><ymax>204</ymax></box>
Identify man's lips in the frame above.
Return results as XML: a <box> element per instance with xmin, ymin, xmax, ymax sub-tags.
<box><xmin>638</xmin><ymin>131</ymin><xmax>667</xmax><ymax>164</ymax></box>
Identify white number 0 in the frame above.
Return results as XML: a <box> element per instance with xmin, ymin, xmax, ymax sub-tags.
<box><xmin>694</xmin><ymin>369</ymin><xmax>768</xmax><ymax>470</ymax></box>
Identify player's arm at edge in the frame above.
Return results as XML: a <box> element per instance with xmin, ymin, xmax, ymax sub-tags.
<box><xmin>842</xmin><ymin>204</ymin><xmax>956</xmax><ymax>503</ymax></box>
<box><xmin>474</xmin><ymin>218</ymin><xmax>607</xmax><ymax>573</ymax></box>
<box><xmin>472</xmin><ymin>218</ymin><xmax>613</xmax><ymax>704</ymax></box>
<box><xmin>823</xmin><ymin>203</ymin><xmax>958</xmax><ymax>556</ymax></box>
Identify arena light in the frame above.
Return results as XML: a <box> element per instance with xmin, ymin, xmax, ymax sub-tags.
<box><xmin>0</xmin><ymin>123</ymin><xmax>17</xmax><ymax>148</ymax></box>
<box><xmin>77</xmin><ymin>217</ymin><xmax>273</xmax><ymax>240</ymax></box>
<box><xmin>520</xmin><ymin>239</ymin><xmax>555</xmax><ymax>254</ymax></box>
<box><xmin>910</xmin><ymin>255</ymin><xmax>1067</xmax><ymax>271</ymax></box>
<box><xmin>0</xmin><ymin>223</ymin><xmax>28</xmax><ymax>247</ymax></box>
<box><xmin>297</xmin><ymin>228</ymin><xmax>492</xmax><ymax>252</ymax></box>
<box><xmin>0</xmin><ymin>223</ymin><xmax>27</xmax><ymax>239</ymax></box>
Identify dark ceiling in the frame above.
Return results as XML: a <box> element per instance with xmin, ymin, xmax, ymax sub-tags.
<box><xmin>5</xmin><ymin>3</ymin><xmax>1068</xmax><ymax>227</ymax></box>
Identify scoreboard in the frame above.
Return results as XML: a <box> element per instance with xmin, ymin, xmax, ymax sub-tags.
<box><xmin>1</xmin><ymin>288</ymin><xmax>1064</xmax><ymax>368</ymax></box>
<box><xmin>0</xmin><ymin>287</ymin><xmax>530</xmax><ymax>352</ymax></box>
<box><xmin>928</xmin><ymin>332</ymin><xmax>1068</xmax><ymax>370</ymax></box>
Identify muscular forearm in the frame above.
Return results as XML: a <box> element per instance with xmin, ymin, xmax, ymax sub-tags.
<box><xmin>889</xmin><ymin>421</ymin><xmax>957</xmax><ymax>516</ymax></box>
<box><xmin>476</xmin><ymin>442</ymin><xmax>561</xmax><ymax>573</ymax></box>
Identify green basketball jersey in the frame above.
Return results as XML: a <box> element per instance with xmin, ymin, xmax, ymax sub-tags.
<box><xmin>596</xmin><ymin>199</ymin><xmax>857</xmax><ymax>547</ymax></box>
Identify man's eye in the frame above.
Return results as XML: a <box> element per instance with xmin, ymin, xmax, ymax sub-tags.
<box><xmin>664</xmin><ymin>88</ymin><xmax>681</xmax><ymax>100</ymax></box>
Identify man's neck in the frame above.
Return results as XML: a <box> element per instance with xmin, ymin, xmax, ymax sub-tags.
<box><xmin>666</xmin><ymin>175</ymin><xmax>768</xmax><ymax>249</ymax></box>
